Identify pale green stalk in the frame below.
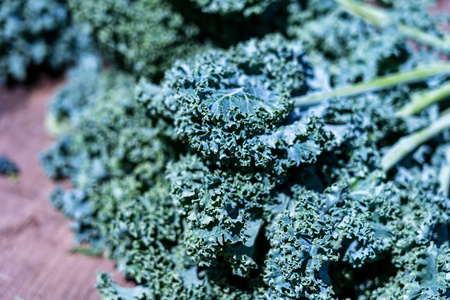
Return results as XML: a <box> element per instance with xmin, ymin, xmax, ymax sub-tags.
<box><xmin>398</xmin><ymin>25</ymin><xmax>450</xmax><ymax>52</ymax></box>
<box><xmin>381</xmin><ymin>112</ymin><xmax>450</xmax><ymax>171</ymax></box>
<box><xmin>440</xmin><ymin>106</ymin><xmax>450</xmax><ymax>117</ymax></box>
<box><xmin>294</xmin><ymin>63</ymin><xmax>450</xmax><ymax>107</ymax></box>
<box><xmin>438</xmin><ymin>145</ymin><xmax>450</xmax><ymax>197</ymax></box>
<box><xmin>396</xmin><ymin>81</ymin><xmax>450</xmax><ymax>117</ymax></box>
<box><xmin>336</xmin><ymin>0</ymin><xmax>390</xmax><ymax>26</ymax></box>
<box><xmin>336</xmin><ymin>0</ymin><xmax>450</xmax><ymax>52</ymax></box>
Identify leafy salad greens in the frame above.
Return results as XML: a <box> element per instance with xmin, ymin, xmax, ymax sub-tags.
<box><xmin>24</xmin><ymin>0</ymin><xmax>450</xmax><ymax>298</ymax></box>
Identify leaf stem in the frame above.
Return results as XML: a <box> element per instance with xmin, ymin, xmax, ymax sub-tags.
<box><xmin>438</xmin><ymin>145</ymin><xmax>450</xmax><ymax>197</ymax></box>
<box><xmin>381</xmin><ymin>112</ymin><xmax>450</xmax><ymax>171</ymax></box>
<box><xmin>397</xmin><ymin>25</ymin><xmax>450</xmax><ymax>52</ymax></box>
<box><xmin>335</xmin><ymin>0</ymin><xmax>390</xmax><ymax>26</ymax></box>
<box><xmin>396</xmin><ymin>81</ymin><xmax>450</xmax><ymax>117</ymax></box>
<box><xmin>294</xmin><ymin>63</ymin><xmax>450</xmax><ymax>107</ymax></box>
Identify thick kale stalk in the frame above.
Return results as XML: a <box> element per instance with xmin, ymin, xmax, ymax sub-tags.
<box><xmin>294</xmin><ymin>63</ymin><xmax>450</xmax><ymax>106</ymax></box>
<box><xmin>397</xmin><ymin>81</ymin><xmax>450</xmax><ymax>117</ymax></box>
<box><xmin>439</xmin><ymin>146</ymin><xmax>450</xmax><ymax>196</ymax></box>
<box><xmin>382</xmin><ymin>112</ymin><xmax>450</xmax><ymax>171</ymax></box>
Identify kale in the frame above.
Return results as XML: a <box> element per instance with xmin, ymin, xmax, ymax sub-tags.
<box><xmin>40</xmin><ymin>0</ymin><xmax>450</xmax><ymax>299</ymax></box>
<box><xmin>336</xmin><ymin>0</ymin><xmax>450</xmax><ymax>53</ymax></box>
<box><xmin>139</xmin><ymin>35</ymin><xmax>336</xmax><ymax>175</ymax></box>
<box><xmin>45</xmin><ymin>54</ymin><xmax>101</xmax><ymax>136</ymax></box>
<box><xmin>42</xmin><ymin>66</ymin><xmax>179</xmax><ymax>246</ymax></box>
<box><xmin>287</xmin><ymin>0</ymin><xmax>446</xmax><ymax>86</ymax></box>
<box><xmin>188</xmin><ymin>0</ymin><xmax>284</xmax><ymax>16</ymax></box>
<box><xmin>167</xmin><ymin>153</ymin><xmax>273</xmax><ymax>277</ymax></box>
<box><xmin>67</xmin><ymin>0</ymin><xmax>293</xmax><ymax>80</ymax></box>
<box><xmin>0</xmin><ymin>155</ymin><xmax>19</xmax><ymax>176</ymax></box>
<box><xmin>67</xmin><ymin>0</ymin><xmax>204</xmax><ymax>80</ymax></box>
<box><xmin>0</xmin><ymin>0</ymin><xmax>91</xmax><ymax>84</ymax></box>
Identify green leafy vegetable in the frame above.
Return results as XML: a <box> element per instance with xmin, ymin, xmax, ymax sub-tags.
<box><xmin>67</xmin><ymin>0</ymin><xmax>291</xmax><ymax>80</ymax></box>
<box><xmin>40</xmin><ymin>1</ymin><xmax>450</xmax><ymax>299</ymax></box>
<box><xmin>0</xmin><ymin>0</ymin><xmax>91</xmax><ymax>83</ymax></box>
<box><xmin>67</xmin><ymin>0</ymin><xmax>203</xmax><ymax>80</ymax></box>
<box><xmin>0</xmin><ymin>155</ymin><xmax>19</xmax><ymax>176</ymax></box>
<box><xmin>190</xmin><ymin>0</ymin><xmax>279</xmax><ymax>15</ymax></box>
<box><xmin>336</xmin><ymin>0</ymin><xmax>450</xmax><ymax>53</ymax></box>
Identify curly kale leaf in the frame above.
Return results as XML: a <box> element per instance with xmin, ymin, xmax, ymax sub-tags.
<box><xmin>264</xmin><ymin>188</ymin><xmax>339</xmax><ymax>299</ymax></box>
<box><xmin>41</xmin><ymin>68</ymin><xmax>179</xmax><ymax>250</ymax></box>
<box><xmin>336</xmin><ymin>0</ymin><xmax>450</xmax><ymax>53</ymax></box>
<box><xmin>95</xmin><ymin>171</ymin><xmax>266</xmax><ymax>298</ymax></box>
<box><xmin>42</xmin><ymin>67</ymin><xmax>177</xmax><ymax>188</ymax></box>
<box><xmin>0</xmin><ymin>0</ymin><xmax>91</xmax><ymax>83</ymax></box>
<box><xmin>261</xmin><ymin>169</ymin><xmax>450</xmax><ymax>299</ymax></box>
<box><xmin>167</xmin><ymin>154</ymin><xmax>274</xmax><ymax>277</ymax></box>
<box><xmin>253</xmin><ymin>116</ymin><xmax>337</xmax><ymax>173</ymax></box>
<box><xmin>200</xmin><ymin>86</ymin><xmax>285</xmax><ymax>123</ymax></box>
<box><xmin>141</xmin><ymin>35</ymin><xmax>340</xmax><ymax>174</ymax></box>
<box><xmin>87</xmin><ymin>176</ymin><xmax>183</xmax><ymax>283</ymax></box>
<box><xmin>68</xmin><ymin>0</ymin><xmax>202</xmax><ymax>80</ymax></box>
<box><xmin>135</xmin><ymin>81</ymin><xmax>180</xmax><ymax>140</ymax></box>
<box><xmin>189</xmin><ymin>0</ymin><xmax>280</xmax><ymax>15</ymax></box>
<box><xmin>287</xmin><ymin>0</ymin><xmax>442</xmax><ymax>86</ymax></box>
<box><xmin>96</xmin><ymin>272</ymin><xmax>151</xmax><ymax>300</ymax></box>
<box><xmin>371</xmin><ymin>244</ymin><xmax>450</xmax><ymax>299</ymax></box>
<box><xmin>46</xmin><ymin>54</ymin><xmax>101</xmax><ymax>136</ymax></box>
<box><xmin>50</xmin><ymin>187</ymin><xmax>102</xmax><ymax>245</ymax></box>
<box><xmin>0</xmin><ymin>155</ymin><xmax>19</xmax><ymax>176</ymax></box>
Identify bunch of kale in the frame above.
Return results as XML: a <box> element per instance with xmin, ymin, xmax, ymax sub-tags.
<box><xmin>40</xmin><ymin>0</ymin><xmax>450</xmax><ymax>299</ymax></box>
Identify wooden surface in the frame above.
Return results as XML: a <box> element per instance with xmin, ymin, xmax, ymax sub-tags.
<box><xmin>0</xmin><ymin>77</ymin><xmax>131</xmax><ymax>300</ymax></box>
